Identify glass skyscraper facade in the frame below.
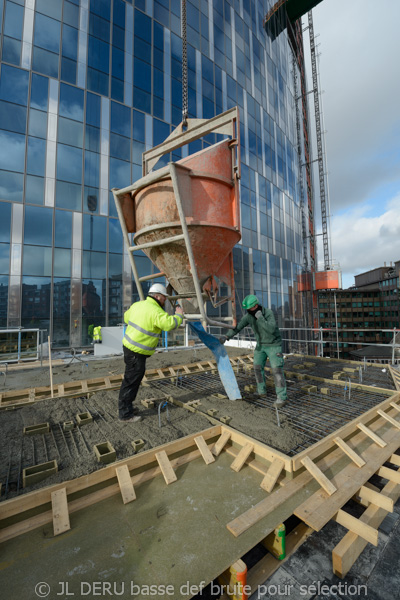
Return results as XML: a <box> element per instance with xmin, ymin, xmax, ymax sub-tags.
<box><xmin>0</xmin><ymin>0</ymin><xmax>309</xmax><ymax>347</ymax></box>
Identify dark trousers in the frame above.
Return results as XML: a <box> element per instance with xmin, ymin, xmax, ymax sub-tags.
<box><xmin>118</xmin><ymin>346</ymin><xmax>148</xmax><ymax>419</ymax></box>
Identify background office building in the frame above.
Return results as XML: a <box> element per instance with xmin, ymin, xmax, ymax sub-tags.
<box><xmin>0</xmin><ymin>0</ymin><xmax>313</xmax><ymax>347</ymax></box>
<box><xmin>318</xmin><ymin>262</ymin><xmax>400</xmax><ymax>362</ymax></box>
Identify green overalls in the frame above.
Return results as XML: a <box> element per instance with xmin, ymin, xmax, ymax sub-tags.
<box><xmin>226</xmin><ymin>307</ymin><xmax>287</xmax><ymax>401</ymax></box>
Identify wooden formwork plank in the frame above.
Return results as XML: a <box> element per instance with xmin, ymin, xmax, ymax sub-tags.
<box><xmin>300</xmin><ymin>456</ymin><xmax>337</xmax><ymax>496</ymax></box>
<box><xmin>0</xmin><ymin>447</ymin><xmax>206</xmax><ymax>544</ymax></box>
<box><xmin>389</xmin><ymin>365</ymin><xmax>400</xmax><ymax>391</ymax></box>
<box><xmin>333</xmin><ymin>509</ymin><xmax>378</xmax><ymax>546</ymax></box>
<box><xmin>292</xmin><ymin>392</ymin><xmax>400</xmax><ymax>471</ymax></box>
<box><xmin>390</xmin><ymin>401</ymin><xmax>400</xmax><ymax>413</ymax></box>
<box><xmin>389</xmin><ymin>453</ymin><xmax>400</xmax><ymax>467</ymax></box>
<box><xmin>212</xmin><ymin>431</ymin><xmax>231</xmax><ymax>457</ymax></box>
<box><xmin>194</xmin><ymin>435</ymin><xmax>215</xmax><ymax>465</ymax></box>
<box><xmin>51</xmin><ymin>488</ymin><xmax>70</xmax><ymax>536</ymax></box>
<box><xmin>225</xmin><ymin>417</ymin><xmax>395</xmax><ymax>538</ymax></box>
<box><xmin>357</xmin><ymin>485</ymin><xmax>394</xmax><ymax>512</ymax></box>
<box><xmin>222</xmin><ymin>427</ymin><xmax>292</xmax><ymax>472</ymax></box>
<box><xmin>230</xmin><ymin>443</ymin><xmax>254</xmax><ymax>473</ymax></box>
<box><xmin>332</xmin><ymin>465</ymin><xmax>400</xmax><ymax>579</ymax></box>
<box><xmin>0</xmin><ymin>355</ymin><xmax>255</xmax><ymax>409</ymax></box>
<box><xmin>333</xmin><ymin>437</ymin><xmax>366</xmax><ymax>468</ymax></box>
<box><xmin>376</xmin><ymin>466</ymin><xmax>400</xmax><ymax>484</ymax></box>
<box><xmin>294</xmin><ymin>424</ymin><xmax>400</xmax><ymax>531</ymax></box>
<box><xmin>155</xmin><ymin>450</ymin><xmax>177</xmax><ymax>485</ymax></box>
<box><xmin>116</xmin><ymin>465</ymin><xmax>136</xmax><ymax>504</ymax></box>
<box><xmin>377</xmin><ymin>409</ymin><xmax>400</xmax><ymax>430</ymax></box>
<box><xmin>0</xmin><ymin>426</ymin><xmax>221</xmax><ymax>522</ymax></box>
<box><xmin>260</xmin><ymin>458</ymin><xmax>285</xmax><ymax>493</ymax></box>
<box><xmin>353</xmin><ymin>481</ymin><xmax>380</xmax><ymax>508</ymax></box>
<box><xmin>356</xmin><ymin>423</ymin><xmax>387</xmax><ymax>448</ymax></box>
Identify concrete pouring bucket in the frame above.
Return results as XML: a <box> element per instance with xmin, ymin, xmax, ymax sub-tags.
<box><xmin>113</xmin><ymin>108</ymin><xmax>241</xmax><ymax>328</ymax></box>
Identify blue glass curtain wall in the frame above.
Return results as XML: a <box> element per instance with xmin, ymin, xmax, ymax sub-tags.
<box><xmin>0</xmin><ymin>0</ymin><xmax>306</xmax><ymax>345</ymax></box>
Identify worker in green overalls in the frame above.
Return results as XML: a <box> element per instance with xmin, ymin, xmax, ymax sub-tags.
<box><xmin>220</xmin><ymin>294</ymin><xmax>287</xmax><ymax>406</ymax></box>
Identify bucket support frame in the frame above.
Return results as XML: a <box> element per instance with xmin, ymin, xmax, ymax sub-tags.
<box><xmin>112</xmin><ymin>107</ymin><xmax>240</xmax><ymax>329</ymax></box>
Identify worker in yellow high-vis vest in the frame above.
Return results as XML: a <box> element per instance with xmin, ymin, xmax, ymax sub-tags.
<box><xmin>118</xmin><ymin>283</ymin><xmax>183</xmax><ymax>422</ymax></box>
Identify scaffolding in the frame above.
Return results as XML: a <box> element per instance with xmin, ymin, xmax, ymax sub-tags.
<box><xmin>308</xmin><ymin>11</ymin><xmax>330</xmax><ymax>271</ymax></box>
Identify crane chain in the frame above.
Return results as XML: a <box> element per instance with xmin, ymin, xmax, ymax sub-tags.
<box><xmin>181</xmin><ymin>0</ymin><xmax>188</xmax><ymax>126</ymax></box>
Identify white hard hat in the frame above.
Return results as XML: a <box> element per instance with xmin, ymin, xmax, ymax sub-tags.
<box><xmin>149</xmin><ymin>283</ymin><xmax>168</xmax><ymax>296</ymax></box>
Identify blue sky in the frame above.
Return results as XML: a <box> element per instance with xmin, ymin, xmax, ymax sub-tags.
<box><xmin>303</xmin><ymin>0</ymin><xmax>400</xmax><ymax>288</ymax></box>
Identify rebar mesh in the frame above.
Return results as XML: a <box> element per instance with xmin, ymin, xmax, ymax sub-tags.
<box><xmin>150</xmin><ymin>366</ymin><xmax>390</xmax><ymax>456</ymax></box>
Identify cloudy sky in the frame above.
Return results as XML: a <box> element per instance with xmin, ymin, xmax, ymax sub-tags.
<box><xmin>303</xmin><ymin>0</ymin><xmax>400</xmax><ymax>287</ymax></box>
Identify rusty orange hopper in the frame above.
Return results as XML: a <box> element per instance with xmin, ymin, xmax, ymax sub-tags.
<box><xmin>112</xmin><ymin>108</ymin><xmax>241</xmax><ymax>328</ymax></box>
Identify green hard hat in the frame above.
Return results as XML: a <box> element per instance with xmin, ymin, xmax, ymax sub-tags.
<box><xmin>242</xmin><ymin>294</ymin><xmax>259</xmax><ymax>310</ymax></box>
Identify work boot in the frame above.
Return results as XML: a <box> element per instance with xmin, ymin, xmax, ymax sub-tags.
<box><xmin>119</xmin><ymin>415</ymin><xmax>142</xmax><ymax>423</ymax></box>
<box><xmin>273</xmin><ymin>398</ymin><xmax>286</xmax><ymax>408</ymax></box>
<box><xmin>257</xmin><ymin>383</ymin><xmax>267</xmax><ymax>395</ymax></box>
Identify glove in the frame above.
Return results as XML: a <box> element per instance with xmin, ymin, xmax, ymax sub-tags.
<box><xmin>254</xmin><ymin>310</ymin><xmax>262</xmax><ymax>320</ymax></box>
<box><xmin>219</xmin><ymin>335</ymin><xmax>228</xmax><ymax>344</ymax></box>
<box><xmin>175</xmin><ymin>305</ymin><xmax>183</xmax><ymax>316</ymax></box>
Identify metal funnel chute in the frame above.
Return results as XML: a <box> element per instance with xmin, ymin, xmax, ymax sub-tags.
<box><xmin>112</xmin><ymin>108</ymin><xmax>241</xmax><ymax>329</ymax></box>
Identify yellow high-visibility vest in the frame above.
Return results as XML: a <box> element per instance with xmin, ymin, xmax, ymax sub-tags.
<box><xmin>93</xmin><ymin>326</ymin><xmax>102</xmax><ymax>342</ymax></box>
<box><xmin>123</xmin><ymin>297</ymin><xmax>182</xmax><ymax>356</ymax></box>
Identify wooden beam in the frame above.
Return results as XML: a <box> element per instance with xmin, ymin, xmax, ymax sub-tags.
<box><xmin>230</xmin><ymin>443</ymin><xmax>254</xmax><ymax>473</ymax></box>
<box><xmin>292</xmin><ymin>392</ymin><xmax>400</xmax><ymax>470</ymax></box>
<box><xmin>51</xmin><ymin>488</ymin><xmax>70</xmax><ymax>536</ymax></box>
<box><xmin>222</xmin><ymin>427</ymin><xmax>291</xmax><ymax>472</ymax></box>
<box><xmin>246</xmin><ymin>523</ymin><xmax>313</xmax><ymax>594</ymax></box>
<box><xmin>226</xmin><ymin>450</ymin><xmax>340</xmax><ymax>538</ymax></box>
<box><xmin>377</xmin><ymin>466</ymin><xmax>400</xmax><ymax>484</ymax></box>
<box><xmin>116</xmin><ymin>465</ymin><xmax>136</xmax><ymax>504</ymax></box>
<box><xmin>352</xmin><ymin>481</ymin><xmax>380</xmax><ymax>508</ymax></box>
<box><xmin>295</xmin><ymin>426</ymin><xmax>400</xmax><ymax>532</ymax></box>
<box><xmin>212</xmin><ymin>431</ymin><xmax>231</xmax><ymax>457</ymax></box>
<box><xmin>155</xmin><ymin>450</ymin><xmax>177</xmax><ymax>484</ymax></box>
<box><xmin>332</xmin><ymin>466</ymin><xmax>400</xmax><ymax>578</ymax></box>
<box><xmin>0</xmin><ymin>447</ymin><xmax>207</xmax><ymax>544</ymax></box>
<box><xmin>226</xmin><ymin>427</ymin><xmax>383</xmax><ymax>539</ymax></box>
<box><xmin>390</xmin><ymin>401</ymin><xmax>400</xmax><ymax>412</ymax></box>
<box><xmin>357</xmin><ymin>485</ymin><xmax>394</xmax><ymax>512</ymax></box>
<box><xmin>194</xmin><ymin>435</ymin><xmax>215</xmax><ymax>465</ymax></box>
<box><xmin>333</xmin><ymin>437</ymin><xmax>366</xmax><ymax>468</ymax></box>
<box><xmin>333</xmin><ymin>509</ymin><xmax>378</xmax><ymax>546</ymax></box>
<box><xmin>356</xmin><ymin>423</ymin><xmax>387</xmax><ymax>448</ymax></box>
<box><xmin>260</xmin><ymin>459</ymin><xmax>285</xmax><ymax>493</ymax></box>
<box><xmin>377</xmin><ymin>409</ymin><xmax>400</xmax><ymax>430</ymax></box>
<box><xmin>388</xmin><ymin>453</ymin><xmax>400</xmax><ymax>467</ymax></box>
<box><xmin>300</xmin><ymin>456</ymin><xmax>337</xmax><ymax>496</ymax></box>
<box><xmin>0</xmin><ymin>425</ymin><xmax>221</xmax><ymax>522</ymax></box>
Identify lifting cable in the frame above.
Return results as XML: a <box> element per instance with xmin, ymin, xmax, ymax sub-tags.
<box><xmin>181</xmin><ymin>0</ymin><xmax>188</xmax><ymax>126</ymax></box>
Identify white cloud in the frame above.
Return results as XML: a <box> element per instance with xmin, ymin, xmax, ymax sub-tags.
<box><xmin>306</xmin><ymin>0</ymin><xmax>400</xmax><ymax>211</ymax></box>
<box><xmin>329</xmin><ymin>194</ymin><xmax>400</xmax><ymax>287</ymax></box>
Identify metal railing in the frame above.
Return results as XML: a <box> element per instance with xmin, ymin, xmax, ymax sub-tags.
<box><xmin>203</xmin><ymin>325</ymin><xmax>400</xmax><ymax>366</ymax></box>
<box><xmin>0</xmin><ymin>328</ymin><xmax>40</xmax><ymax>363</ymax></box>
